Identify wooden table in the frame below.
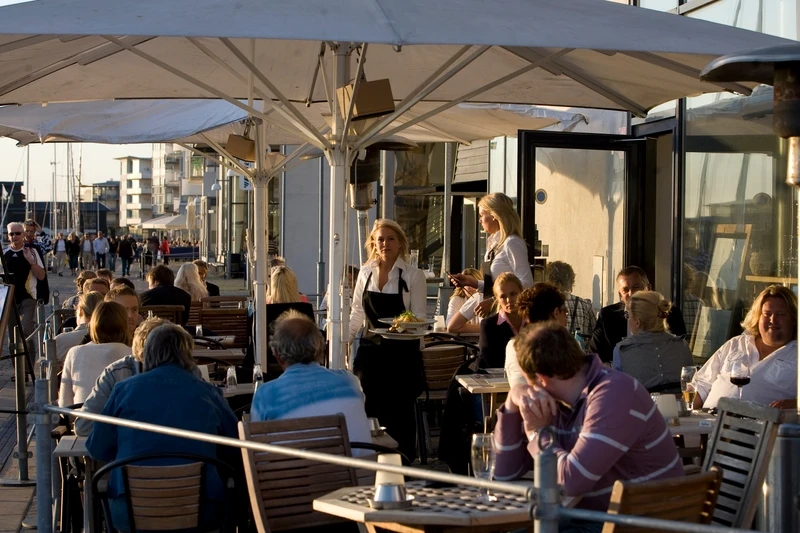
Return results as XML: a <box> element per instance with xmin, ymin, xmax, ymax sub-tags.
<box><xmin>191</xmin><ymin>348</ymin><xmax>245</xmax><ymax>363</ymax></box>
<box><xmin>54</xmin><ymin>436</ymin><xmax>97</xmax><ymax>533</ymax></box>
<box><xmin>222</xmin><ymin>383</ymin><xmax>255</xmax><ymax>398</ymax></box>
<box><xmin>314</xmin><ymin>480</ymin><xmax>534</xmax><ymax>533</ymax></box>
<box><xmin>669</xmin><ymin>412</ymin><xmax>717</xmax><ymax>436</ymax></box>
<box><xmin>456</xmin><ymin>371</ymin><xmax>509</xmax><ymax>431</ymax></box>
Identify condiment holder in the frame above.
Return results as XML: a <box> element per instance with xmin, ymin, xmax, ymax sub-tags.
<box><xmin>651</xmin><ymin>393</ymin><xmax>680</xmax><ymax>427</ymax></box>
<box><xmin>368</xmin><ymin>417</ymin><xmax>385</xmax><ymax>437</ymax></box>
<box><xmin>369</xmin><ymin>454</ymin><xmax>413</xmax><ymax>509</ymax></box>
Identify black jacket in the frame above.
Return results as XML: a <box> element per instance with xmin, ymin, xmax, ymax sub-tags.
<box><xmin>478</xmin><ymin>314</ymin><xmax>516</xmax><ymax>369</ymax></box>
<box><xmin>139</xmin><ymin>285</ymin><xmax>193</xmax><ymax>325</ymax></box>
<box><xmin>206</xmin><ymin>281</ymin><xmax>220</xmax><ymax>297</ymax></box>
<box><xmin>588</xmin><ymin>301</ymin><xmax>687</xmax><ymax>363</ymax></box>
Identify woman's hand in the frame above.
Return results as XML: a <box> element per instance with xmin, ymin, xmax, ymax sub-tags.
<box><xmin>505</xmin><ymin>384</ymin><xmax>557</xmax><ymax>436</ymax></box>
<box><xmin>450</xmin><ymin>273</ymin><xmax>479</xmax><ymax>289</ymax></box>
<box><xmin>474</xmin><ymin>297</ymin><xmax>495</xmax><ymax>318</ymax></box>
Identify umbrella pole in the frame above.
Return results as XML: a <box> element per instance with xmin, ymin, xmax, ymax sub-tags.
<box><xmin>252</xmin><ymin>124</ymin><xmax>269</xmax><ymax>368</ymax></box>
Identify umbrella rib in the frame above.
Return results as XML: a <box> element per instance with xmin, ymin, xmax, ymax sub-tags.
<box><xmin>304</xmin><ymin>42</ymin><xmax>326</xmax><ymax>107</ymax></box>
<box><xmin>341</xmin><ymin>43</ymin><xmax>368</xmax><ymax>147</ymax></box>
<box><xmin>101</xmin><ymin>35</ymin><xmax>324</xmax><ymax>149</ymax></box>
<box><xmin>620</xmin><ymin>51</ymin><xmax>753</xmax><ymax>95</ymax></box>
<box><xmin>356</xmin><ymin>45</ymin><xmax>483</xmax><ymax>146</ymax></box>
<box><xmin>78</xmin><ymin>36</ymin><xmax>153</xmax><ymax>66</ymax></box>
<box><xmin>176</xmin><ymin>142</ymin><xmax>247</xmax><ymax>179</ymax></box>
<box><xmin>219</xmin><ymin>37</ymin><xmax>331</xmax><ymax>150</ymax></box>
<box><xmin>317</xmin><ymin>48</ymin><xmax>333</xmax><ymax>116</ymax></box>
<box><xmin>0</xmin><ymin>34</ymin><xmax>59</xmax><ymax>54</ymax></box>
<box><xmin>199</xmin><ymin>133</ymin><xmax>255</xmax><ymax>177</ymax></box>
<box><xmin>266</xmin><ymin>142</ymin><xmax>316</xmax><ymax>178</ymax></box>
<box><xmin>368</xmin><ymin>49</ymin><xmax>573</xmax><ymax>146</ymax></box>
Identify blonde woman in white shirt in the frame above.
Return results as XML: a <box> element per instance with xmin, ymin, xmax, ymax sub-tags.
<box><xmin>446</xmin><ymin>268</ymin><xmax>483</xmax><ymax>334</ymax></box>
<box><xmin>59</xmin><ymin>301</ymin><xmax>133</xmax><ymax>407</ymax></box>
<box><xmin>450</xmin><ymin>193</ymin><xmax>533</xmax><ymax>317</ymax></box>
<box><xmin>348</xmin><ymin>218</ymin><xmax>426</xmax><ymax>462</ymax></box>
<box><xmin>174</xmin><ymin>263</ymin><xmax>209</xmax><ymax>303</ymax></box>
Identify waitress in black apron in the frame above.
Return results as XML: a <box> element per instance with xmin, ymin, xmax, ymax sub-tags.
<box><xmin>349</xmin><ymin>219</ymin><xmax>427</xmax><ymax>461</ymax></box>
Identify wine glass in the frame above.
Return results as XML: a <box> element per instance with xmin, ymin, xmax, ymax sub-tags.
<box><xmin>471</xmin><ymin>433</ymin><xmax>497</xmax><ymax>502</ymax></box>
<box><xmin>680</xmin><ymin>366</ymin><xmax>697</xmax><ymax>411</ymax></box>
<box><xmin>729</xmin><ymin>360</ymin><xmax>751</xmax><ymax>400</ymax></box>
<box><xmin>225</xmin><ymin>366</ymin><xmax>238</xmax><ymax>391</ymax></box>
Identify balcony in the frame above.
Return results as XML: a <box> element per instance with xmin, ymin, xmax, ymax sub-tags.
<box><xmin>126</xmin><ymin>202</ymin><xmax>152</xmax><ymax>210</ymax></box>
<box><xmin>165</xmin><ymin>151</ymin><xmax>183</xmax><ymax>165</ymax></box>
<box><xmin>126</xmin><ymin>186</ymin><xmax>152</xmax><ymax>195</ymax></box>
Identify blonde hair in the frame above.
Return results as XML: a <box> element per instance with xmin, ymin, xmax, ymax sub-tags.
<box><xmin>83</xmin><ymin>277</ymin><xmax>109</xmax><ymax>294</ymax></box>
<box><xmin>741</xmin><ymin>285</ymin><xmax>798</xmax><ymax>338</ymax></box>
<box><xmin>627</xmin><ymin>291</ymin><xmax>671</xmax><ymax>333</ymax></box>
<box><xmin>269</xmin><ymin>266</ymin><xmax>302</xmax><ymax>304</ymax></box>
<box><xmin>478</xmin><ymin>193</ymin><xmax>522</xmax><ymax>246</ymax></box>
<box><xmin>174</xmin><ymin>263</ymin><xmax>209</xmax><ymax>302</ymax></box>
<box><xmin>365</xmin><ymin>219</ymin><xmax>409</xmax><ymax>263</ymax></box>
<box><xmin>77</xmin><ymin>291</ymin><xmax>105</xmax><ymax>323</ymax></box>
<box><xmin>89</xmin><ymin>301</ymin><xmax>132</xmax><ymax>346</ymax></box>
<box><xmin>75</xmin><ymin>270</ymin><xmax>97</xmax><ymax>293</ymax></box>
<box><xmin>132</xmin><ymin>317</ymin><xmax>166</xmax><ymax>362</ymax></box>
<box><xmin>493</xmin><ymin>272</ymin><xmax>523</xmax><ymax>298</ymax></box>
<box><xmin>451</xmin><ymin>268</ymin><xmax>482</xmax><ymax>299</ymax></box>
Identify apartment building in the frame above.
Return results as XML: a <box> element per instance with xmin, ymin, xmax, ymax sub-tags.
<box><xmin>116</xmin><ymin>156</ymin><xmax>153</xmax><ymax>235</ymax></box>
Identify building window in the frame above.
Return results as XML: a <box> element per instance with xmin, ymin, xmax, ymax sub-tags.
<box><xmin>126</xmin><ymin>180</ymin><xmax>133</xmax><ymax>188</ymax></box>
<box><xmin>191</xmin><ymin>156</ymin><xmax>205</xmax><ymax>178</ymax></box>
<box><xmin>127</xmin><ymin>159</ymin><xmax>133</xmax><ymax>174</ymax></box>
<box><xmin>127</xmin><ymin>194</ymin><xmax>132</xmax><ymax>203</ymax></box>
<box><xmin>126</xmin><ymin>210</ymin><xmax>133</xmax><ymax>218</ymax></box>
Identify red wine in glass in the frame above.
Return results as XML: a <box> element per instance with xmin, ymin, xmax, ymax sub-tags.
<box><xmin>730</xmin><ymin>361</ymin><xmax>751</xmax><ymax>400</ymax></box>
<box><xmin>730</xmin><ymin>377</ymin><xmax>751</xmax><ymax>387</ymax></box>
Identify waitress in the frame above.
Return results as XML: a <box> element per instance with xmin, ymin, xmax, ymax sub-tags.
<box><xmin>349</xmin><ymin>218</ymin><xmax>427</xmax><ymax>461</ymax></box>
<box><xmin>451</xmin><ymin>192</ymin><xmax>533</xmax><ymax>317</ymax></box>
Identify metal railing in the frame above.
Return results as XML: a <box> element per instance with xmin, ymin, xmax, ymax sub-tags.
<box><xmin>28</xmin><ymin>378</ymin><xmax>763</xmax><ymax>533</ymax></box>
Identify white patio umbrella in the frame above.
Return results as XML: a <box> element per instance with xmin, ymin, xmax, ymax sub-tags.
<box><xmin>0</xmin><ymin>0</ymin><xmax>791</xmax><ymax>369</ymax></box>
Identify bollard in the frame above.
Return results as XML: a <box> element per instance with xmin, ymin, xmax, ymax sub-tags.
<box><xmin>33</xmin><ymin>370</ymin><xmax>53</xmax><ymax>533</ymax></box>
<box><xmin>36</xmin><ymin>303</ymin><xmax>46</xmax><ymax>360</ymax></box>
<box><xmin>0</xmin><ymin>327</ymin><xmax>34</xmax><ymax>486</ymax></box>
<box><xmin>533</xmin><ymin>430</ymin><xmax>560</xmax><ymax>533</ymax></box>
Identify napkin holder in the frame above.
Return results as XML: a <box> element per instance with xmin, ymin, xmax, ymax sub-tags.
<box><xmin>370</xmin><ymin>454</ymin><xmax>412</xmax><ymax>509</ymax></box>
<box><xmin>655</xmin><ymin>394</ymin><xmax>680</xmax><ymax>427</ymax></box>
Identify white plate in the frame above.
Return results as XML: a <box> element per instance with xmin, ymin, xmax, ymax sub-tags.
<box><xmin>377</xmin><ymin>317</ymin><xmax>435</xmax><ymax>329</ymax></box>
<box><xmin>370</xmin><ymin>328</ymin><xmax>429</xmax><ymax>340</ymax></box>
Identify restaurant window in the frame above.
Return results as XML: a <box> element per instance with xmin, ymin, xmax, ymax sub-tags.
<box><xmin>680</xmin><ymin>0</ymin><xmax>797</xmax><ymax>362</ymax></box>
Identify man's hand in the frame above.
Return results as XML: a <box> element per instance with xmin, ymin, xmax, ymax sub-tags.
<box><xmin>474</xmin><ymin>297</ymin><xmax>495</xmax><ymax>318</ymax></box>
<box><xmin>505</xmin><ymin>384</ymin><xmax>557</xmax><ymax>436</ymax></box>
<box><xmin>21</xmin><ymin>246</ymin><xmax>37</xmax><ymax>265</ymax></box>
<box><xmin>450</xmin><ymin>273</ymin><xmax>479</xmax><ymax>289</ymax></box>
<box><xmin>770</xmin><ymin>398</ymin><xmax>797</xmax><ymax>410</ymax></box>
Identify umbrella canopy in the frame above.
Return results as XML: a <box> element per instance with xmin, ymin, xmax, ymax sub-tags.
<box><xmin>142</xmin><ymin>213</ymin><xmax>188</xmax><ymax>230</ymax></box>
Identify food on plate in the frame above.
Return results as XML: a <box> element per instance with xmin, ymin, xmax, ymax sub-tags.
<box><xmin>388</xmin><ymin>324</ymin><xmax>407</xmax><ymax>333</ymax></box>
<box><xmin>394</xmin><ymin>311</ymin><xmax>423</xmax><ymax>323</ymax></box>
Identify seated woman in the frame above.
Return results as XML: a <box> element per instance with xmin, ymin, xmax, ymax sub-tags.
<box><xmin>505</xmin><ymin>283</ymin><xmax>568</xmax><ymax>386</ymax></box>
<box><xmin>477</xmin><ymin>272</ymin><xmax>523</xmax><ymax>368</ymax></box>
<box><xmin>692</xmin><ymin>284</ymin><xmax>798</xmax><ymax>410</ymax></box>
<box><xmin>612</xmin><ymin>291</ymin><xmax>692</xmax><ymax>392</ymax></box>
<box><xmin>267</xmin><ymin>265</ymin><xmax>309</xmax><ymax>304</ymax></box>
<box><xmin>174</xmin><ymin>262</ymin><xmax>209</xmax><ymax>302</ymax></box>
<box><xmin>54</xmin><ymin>291</ymin><xmax>105</xmax><ymax>362</ymax></box>
<box><xmin>58</xmin><ymin>301</ymin><xmax>133</xmax><ymax>406</ymax></box>
<box><xmin>446</xmin><ymin>268</ymin><xmax>483</xmax><ymax>334</ymax></box>
<box><xmin>87</xmin><ymin>323</ymin><xmax>238</xmax><ymax>533</ymax></box>
<box><xmin>62</xmin><ymin>270</ymin><xmax>97</xmax><ymax>310</ymax></box>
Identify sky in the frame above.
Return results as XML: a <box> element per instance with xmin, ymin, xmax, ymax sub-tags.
<box><xmin>0</xmin><ymin>139</ymin><xmax>152</xmax><ymax>202</ymax></box>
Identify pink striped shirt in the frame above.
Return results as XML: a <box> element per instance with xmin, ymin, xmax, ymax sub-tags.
<box><xmin>494</xmin><ymin>355</ymin><xmax>683</xmax><ymax>511</ymax></box>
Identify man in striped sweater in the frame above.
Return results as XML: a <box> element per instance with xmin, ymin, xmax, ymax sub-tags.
<box><xmin>494</xmin><ymin>322</ymin><xmax>683</xmax><ymax>532</ymax></box>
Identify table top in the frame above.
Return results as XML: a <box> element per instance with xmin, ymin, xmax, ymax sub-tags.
<box><xmin>313</xmin><ymin>480</ymin><xmax>532</xmax><ymax>528</ymax></box>
<box><xmin>456</xmin><ymin>372</ymin><xmax>510</xmax><ymax>395</ymax></box>
<box><xmin>669</xmin><ymin>412</ymin><xmax>717</xmax><ymax>436</ymax></box>
<box><xmin>222</xmin><ymin>382</ymin><xmax>255</xmax><ymax>398</ymax></box>
<box><xmin>54</xmin><ymin>435</ymin><xmax>88</xmax><ymax>457</ymax></box>
<box><xmin>191</xmin><ymin>348</ymin><xmax>245</xmax><ymax>362</ymax></box>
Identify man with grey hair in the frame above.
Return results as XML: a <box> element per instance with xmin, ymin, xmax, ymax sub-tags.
<box><xmin>4</xmin><ymin>222</ymin><xmax>45</xmax><ymax>347</ymax></box>
<box><xmin>545</xmin><ymin>260</ymin><xmax>596</xmax><ymax>339</ymax></box>
<box><xmin>251</xmin><ymin>311</ymin><xmax>371</xmax><ymax>448</ymax></box>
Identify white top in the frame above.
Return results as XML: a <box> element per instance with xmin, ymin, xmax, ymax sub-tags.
<box><xmin>504</xmin><ymin>339</ymin><xmax>527</xmax><ymax>387</ymax></box>
<box><xmin>93</xmin><ymin>237</ymin><xmax>109</xmax><ymax>254</ymax></box>
<box><xmin>55</xmin><ymin>324</ymin><xmax>89</xmax><ymax>361</ymax></box>
<box><xmin>477</xmin><ymin>233</ymin><xmax>533</xmax><ymax>292</ymax></box>
<box><xmin>58</xmin><ymin>342</ymin><xmax>132</xmax><ymax>406</ymax></box>
<box><xmin>55</xmin><ymin>239</ymin><xmax>66</xmax><ymax>252</ymax></box>
<box><xmin>692</xmin><ymin>333</ymin><xmax>797</xmax><ymax>409</ymax></box>
<box><xmin>348</xmin><ymin>257</ymin><xmax>427</xmax><ymax>342</ymax></box>
<box><xmin>447</xmin><ymin>293</ymin><xmax>482</xmax><ymax>324</ymax></box>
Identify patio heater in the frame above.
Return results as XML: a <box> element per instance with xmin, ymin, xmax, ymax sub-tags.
<box><xmin>701</xmin><ymin>43</ymin><xmax>800</xmax><ymax>533</ymax></box>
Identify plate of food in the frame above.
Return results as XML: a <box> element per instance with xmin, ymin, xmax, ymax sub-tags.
<box><xmin>369</xmin><ymin>328</ymin><xmax>429</xmax><ymax>340</ymax></box>
<box><xmin>377</xmin><ymin>311</ymin><xmax>434</xmax><ymax>331</ymax></box>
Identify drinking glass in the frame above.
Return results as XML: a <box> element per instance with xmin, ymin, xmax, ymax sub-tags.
<box><xmin>730</xmin><ymin>361</ymin><xmax>751</xmax><ymax>400</ymax></box>
<box><xmin>471</xmin><ymin>433</ymin><xmax>497</xmax><ymax>502</ymax></box>
<box><xmin>682</xmin><ymin>383</ymin><xmax>697</xmax><ymax>411</ymax></box>
<box><xmin>195</xmin><ymin>325</ymin><xmax>204</xmax><ymax>337</ymax></box>
<box><xmin>252</xmin><ymin>363</ymin><xmax>264</xmax><ymax>395</ymax></box>
<box><xmin>680</xmin><ymin>366</ymin><xmax>697</xmax><ymax>410</ymax></box>
<box><xmin>225</xmin><ymin>366</ymin><xmax>238</xmax><ymax>391</ymax></box>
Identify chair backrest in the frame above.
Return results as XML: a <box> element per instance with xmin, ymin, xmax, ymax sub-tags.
<box><xmin>186</xmin><ymin>303</ymin><xmax>202</xmax><ymax>327</ymax></box>
<box><xmin>54</xmin><ymin>308</ymin><xmax>76</xmax><ymax>332</ymax></box>
<box><xmin>200</xmin><ymin>308</ymin><xmax>249</xmax><ymax>348</ymax></box>
<box><xmin>140</xmin><ymin>305</ymin><xmax>184</xmax><ymax>324</ymax></box>
<box><xmin>602</xmin><ymin>467</ymin><xmax>722</xmax><ymax>533</ymax></box>
<box><xmin>420</xmin><ymin>344</ymin><xmax>467</xmax><ymax>394</ymax></box>
<box><xmin>201</xmin><ymin>296</ymin><xmax>248</xmax><ymax>308</ymax></box>
<box><xmin>702</xmin><ymin>397</ymin><xmax>786</xmax><ymax>527</ymax></box>
<box><xmin>239</xmin><ymin>414</ymin><xmax>358</xmax><ymax>533</ymax></box>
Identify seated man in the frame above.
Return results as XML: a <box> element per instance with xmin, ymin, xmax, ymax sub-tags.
<box><xmin>251</xmin><ymin>311</ymin><xmax>371</xmax><ymax>450</ymax></box>
<box><xmin>139</xmin><ymin>264</ymin><xmax>192</xmax><ymax>325</ymax></box>
<box><xmin>494</xmin><ymin>322</ymin><xmax>683</xmax><ymax>528</ymax></box>
<box><xmin>588</xmin><ymin>266</ymin><xmax>686</xmax><ymax>363</ymax></box>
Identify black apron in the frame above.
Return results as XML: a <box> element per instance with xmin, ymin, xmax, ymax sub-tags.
<box><xmin>352</xmin><ymin>269</ymin><xmax>424</xmax><ymax>461</ymax></box>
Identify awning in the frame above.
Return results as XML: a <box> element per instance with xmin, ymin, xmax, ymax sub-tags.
<box><xmin>141</xmin><ymin>214</ymin><xmax>188</xmax><ymax>230</ymax></box>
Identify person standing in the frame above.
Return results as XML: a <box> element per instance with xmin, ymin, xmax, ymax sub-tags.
<box><xmin>349</xmin><ymin>218</ymin><xmax>427</xmax><ymax>461</ymax></box>
<box><xmin>66</xmin><ymin>232</ymin><xmax>80</xmax><ymax>276</ymax></box>
<box><xmin>80</xmin><ymin>234</ymin><xmax>94</xmax><ymax>270</ymax></box>
<box><xmin>107</xmin><ymin>235</ymin><xmax>118</xmax><ymax>272</ymax></box>
<box><xmin>93</xmin><ymin>231</ymin><xmax>109</xmax><ymax>269</ymax></box>
<box><xmin>4</xmin><ymin>222</ymin><xmax>46</xmax><ymax>349</ymax></box>
<box><xmin>54</xmin><ymin>232</ymin><xmax>67</xmax><ymax>277</ymax></box>
<box><xmin>23</xmin><ymin>220</ymin><xmax>49</xmax><ymax>305</ymax></box>
<box><xmin>117</xmin><ymin>234</ymin><xmax>134</xmax><ymax>277</ymax></box>
<box><xmin>160</xmin><ymin>237</ymin><xmax>171</xmax><ymax>265</ymax></box>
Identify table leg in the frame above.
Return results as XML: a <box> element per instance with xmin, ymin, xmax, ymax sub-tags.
<box><xmin>83</xmin><ymin>458</ymin><xmax>96</xmax><ymax>533</ymax></box>
<box><xmin>481</xmin><ymin>394</ymin><xmax>492</xmax><ymax>433</ymax></box>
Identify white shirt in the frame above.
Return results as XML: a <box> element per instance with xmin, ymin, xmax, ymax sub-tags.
<box><xmin>55</xmin><ymin>239</ymin><xmax>66</xmax><ymax>252</ymax></box>
<box><xmin>477</xmin><ymin>233</ymin><xmax>533</xmax><ymax>292</ymax></box>
<box><xmin>692</xmin><ymin>333</ymin><xmax>797</xmax><ymax>409</ymax></box>
<box><xmin>348</xmin><ymin>257</ymin><xmax>427</xmax><ymax>342</ymax></box>
<box><xmin>504</xmin><ymin>339</ymin><xmax>527</xmax><ymax>388</ymax></box>
<box><xmin>55</xmin><ymin>324</ymin><xmax>89</xmax><ymax>361</ymax></box>
<box><xmin>58</xmin><ymin>342</ymin><xmax>132</xmax><ymax>406</ymax></box>
<box><xmin>93</xmin><ymin>237</ymin><xmax>109</xmax><ymax>254</ymax></box>
<box><xmin>455</xmin><ymin>292</ymin><xmax>484</xmax><ymax>323</ymax></box>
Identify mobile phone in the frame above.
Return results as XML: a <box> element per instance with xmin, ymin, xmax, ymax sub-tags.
<box><xmin>445</xmin><ymin>271</ymin><xmax>461</xmax><ymax>287</ymax></box>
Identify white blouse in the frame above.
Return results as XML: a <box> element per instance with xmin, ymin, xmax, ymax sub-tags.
<box><xmin>477</xmin><ymin>233</ymin><xmax>533</xmax><ymax>292</ymax></box>
<box><xmin>692</xmin><ymin>334</ymin><xmax>797</xmax><ymax>409</ymax></box>
<box><xmin>59</xmin><ymin>342</ymin><xmax>132</xmax><ymax>407</ymax></box>
<box><xmin>348</xmin><ymin>257</ymin><xmax>427</xmax><ymax>342</ymax></box>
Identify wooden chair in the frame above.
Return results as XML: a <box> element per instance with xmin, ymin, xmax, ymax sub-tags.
<box><xmin>140</xmin><ymin>305</ymin><xmax>185</xmax><ymax>324</ymax></box>
<box><xmin>414</xmin><ymin>343</ymin><xmax>468</xmax><ymax>464</ymax></box>
<box><xmin>199</xmin><ymin>308</ymin><xmax>249</xmax><ymax>349</ymax></box>
<box><xmin>201</xmin><ymin>296</ymin><xmax>248</xmax><ymax>308</ymax></box>
<box><xmin>602</xmin><ymin>467</ymin><xmax>722</xmax><ymax>532</ymax></box>
<box><xmin>239</xmin><ymin>414</ymin><xmax>359</xmax><ymax>533</ymax></box>
<box><xmin>701</xmin><ymin>397</ymin><xmax>787</xmax><ymax>528</ymax></box>
<box><xmin>91</xmin><ymin>452</ymin><xmax>237</xmax><ymax>533</ymax></box>
<box><xmin>186</xmin><ymin>303</ymin><xmax>202</xmax><ymax>327</ymax></box>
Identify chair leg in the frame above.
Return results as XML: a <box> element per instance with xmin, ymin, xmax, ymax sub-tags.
<box><xmin>422</xmin><ymin>404</ymin><xmax>433</xmax><ymax>459</ymax></box>
<box><xmin>415</xmin><ymin>400</ymin><xmax>427</xmax><ymax>465</ymax></box>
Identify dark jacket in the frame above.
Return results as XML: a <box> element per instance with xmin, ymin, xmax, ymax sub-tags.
<box><xmin>116</xmin><ymin>238</ymin><xmax>135</xmax><ymax>259</ymax></box>
<box><xmin>588</xmin><ymin>301</ymin><xmax>687</xmax><ymax>364</ymax></box>
<box><xmin>478</xmin><ymin>314</ymin><xmax>516</xmax><ymax>369</ymax></box>
<box><xmin>139</xmin><ymin>284</ymin><xmax>193</xmax><ymax>325</ymax></box>
<box><xmin>206</xmin><ymin>281</ymin><xmax>220</xmax><ymax>297</ymax></box>
<box><xmin>66</xmin><ymin>238</ymin><xmax>81</xmax><ymax>257</ymax></box>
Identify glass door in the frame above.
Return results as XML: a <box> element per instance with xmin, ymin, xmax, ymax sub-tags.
<box><xmin>518</xmin><ymin>131</ymin><xmax>655</xmax><ymax>311</ymax></box>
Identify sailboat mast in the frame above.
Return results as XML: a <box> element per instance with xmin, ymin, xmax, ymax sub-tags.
<box><xmin>52</xmin><ymin>144</ymin><xmax>58</xmax><ymax>236</ymax></box>
<box><xmin>24</xmin><ymin>146</ymin><xmax>30</xmax><ymax>220</ymax></box>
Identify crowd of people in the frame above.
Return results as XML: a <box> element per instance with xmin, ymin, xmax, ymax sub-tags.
<box><xmin>2</xmin><ymin>192</ymin><xmax>797</xmax><ymax>532</ymax></box>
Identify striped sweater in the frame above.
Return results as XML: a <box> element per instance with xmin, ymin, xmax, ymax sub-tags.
<box><xmin>494</xmin><ymin>355</ymin><xmax>683</xmax><ymax>511</ymax></box>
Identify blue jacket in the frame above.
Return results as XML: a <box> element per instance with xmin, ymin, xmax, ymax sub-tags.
<box><xmin>87</xmin><ymin>364</ymin><xmax>238</xmax><ymax>532</ymax></box>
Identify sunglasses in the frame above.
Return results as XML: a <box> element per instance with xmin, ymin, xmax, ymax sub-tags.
<box><xmin>8</xmin><ymin>232</ymin><xmax>22</xmax><ymax>236</ymax></box>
